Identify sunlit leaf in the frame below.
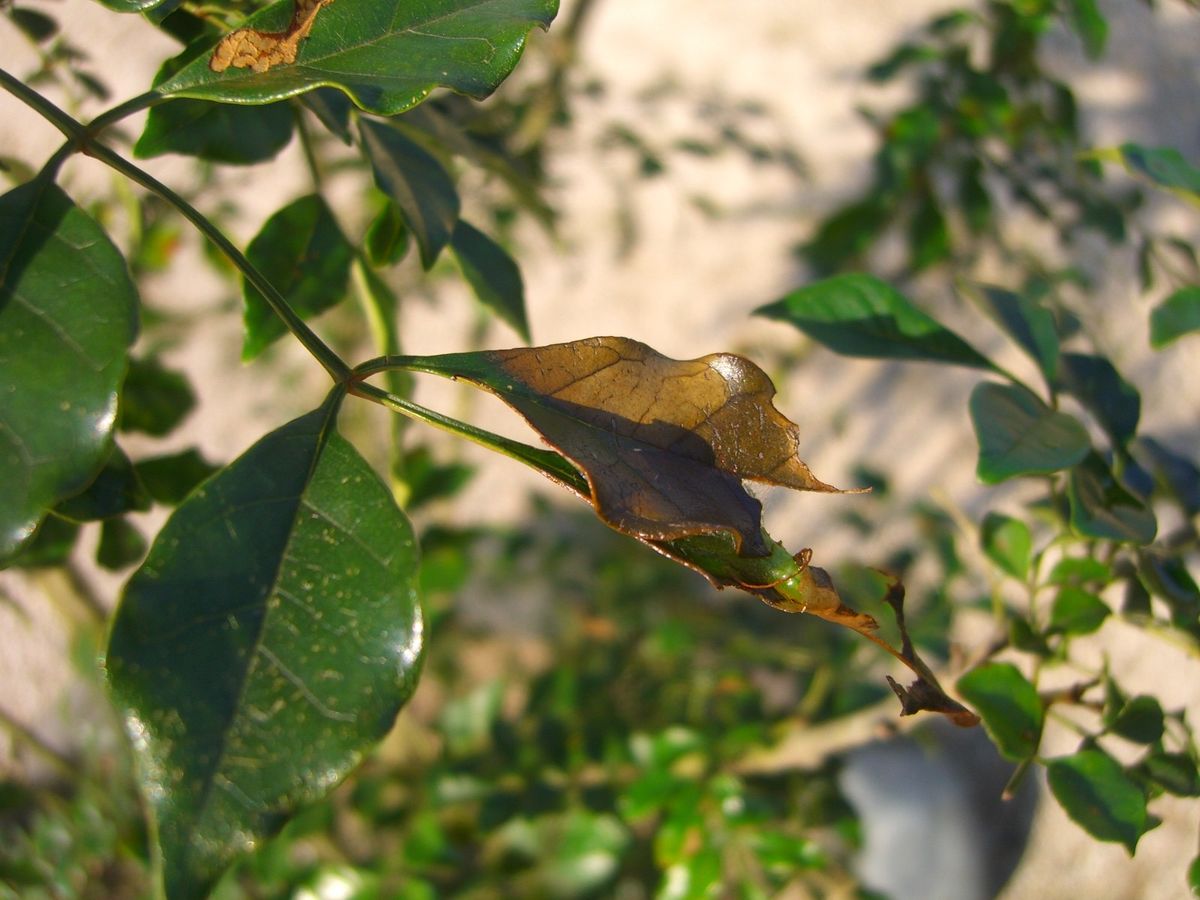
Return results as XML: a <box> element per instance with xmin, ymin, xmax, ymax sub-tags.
<box><xmin>1047</xmin><ymin>748</ymin><xmax>1148</xmax><ymax>853</ymax></box>
<box><xmin>1064</xmin><ymin>0</ymin><xmax>1107</xmax><ymax>59</ymax></box>
<box><xmin>404</xmin><ymin>337</ymin><xmax>846</xmax><ymax>556</ymax></box>
<box><xmin>757</xmin><ymin>273</ymin><xmax>995</xmax><ymax>369</ymax></box>
<box><xmin>970</xmin><ymin>382</ymin><xmax>1090</xmax><ymax>483</ymax></box>
<box><xmin>360</xmin><ymin>120</ymin><xmax>460</xmax><ymax>269</ymax></box>
<box><xmin>1049</xmin><ymin>587</ymin><xmax>1109</xmax><ymax>636</ymax></box>
<box><xmin>242</xmin><ymin>193</ymin><xmax>354</xmax><ymax>360</ymax></box>
<box><xmin>956</xmin><ymin>662</ymin><xmax>1043</xmax><ymax>760</ymax></box>
<box><xmin>0</xmin><ymin>177</ymin><xmax>139</xmax><ymax>562</ymax></box>
<box><xmin>155</xmin><ymin>0</ymin><xmax>559</xmax><ymax>116</ymax></box>
<box><xmin>1149</xmin><ymin>286</ymin><xmax>1200</xmax><ymax>349</ymax></box>
<box><xmin>1107</xmin><ymin>696</ymin><xmax>1164</xmax><ymax>745</ymax></box>
<box><xmin>106</xmin><ymin>394</ymin><xmax>423</xmax><ymax>899</ymax></box>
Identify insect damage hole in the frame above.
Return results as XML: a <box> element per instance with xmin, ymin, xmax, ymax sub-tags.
<box><xmin>210</xmin><ymin>0</ymin><xmax>335</xmax><ymax>74</ymax></box>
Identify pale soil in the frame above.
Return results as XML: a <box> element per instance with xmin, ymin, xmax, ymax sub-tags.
<box><xmin>2</xmin><ymin>0</ymin><xmax>1199</xmax><ymax>896</ymax></box>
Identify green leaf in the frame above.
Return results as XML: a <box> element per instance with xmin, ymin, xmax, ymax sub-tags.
<box><xmin>450</xmin><ymin>219</ymin><xmax>529</xmax><ymax>341</ymax></box>
<box><xmin>94</xmin><ymin>0</ymin><xmax>170</xmax><ymax>12</ymax></box>
<box><xmin>1067</xmin><ymin>454</ymin><xmax>1157</xmax><ymax>544</ymax></box>
<box><xmin>360</xmin><ymin>120</ymin><xmax>460</xmax><ymax>269</ymax></box>
<box><xmin>119</xmin><ymin>355</ymin><xmax>196</xmax><ymax>436</ymax></box>
<box><xmin>54</xmin><ymin>445</ymin><xmax>151</xmax><ymax>522</ymax></box>
<box><xmin>1055</xmin><ymin>353</ymin><xmax>1139</xmax><ymax>448</ymax></box>
<box><xmin>1118</xmin><ymin>144</ymin><xmax>1200</xmax><ymax>202</ymax></box>
<box><xmin>242</xmin><ymin>194</ymin><xmax>354</xmax><ymax>360</ymax></box>
<box><xmin>1189</xmin><ymin>855</ymin><xmax>1200</xmax><ymax>895</ymax></box>
<box><xmin>135</xmin><ymin>99</ymin><xmax>294</xmax><ymax>164</ymax></box>
<box><xmin>134</xmin><ymin>449</ymin><xmax>220</xmax><ymax>506</ymax></box>
<box><xmin>9</xmin><ymin>7</ymin><xmax>59</xmax><ymax>42</ymax></box>
<box><xmin>908</xmin><ymin>195</ymin><xmax>950</xmax><ymax>271</ymax></box>
<box><xmin>1047</xmin><ymin>748</ymin><xmax>1148</xmax><ymax>853</ymax></box>
<box><xmin>364</xmin><ymin>201</ymin><xmax>410</xmax><ymax>267</ymax></box>
<box><xmin>300</xmin><ymin>88</ymin><xmax>353</xmax><ymax>143</ymax></box>
<box><xmin>1064</xmin><ymin>0</ymin><xmax>1107</xmax><ymax>59</ymax></box>
<box><xmin>980</xmin><ymin>512</ymin><xmax>1032</xmax><ymax>580</ymax></box>
<box><xmin>1139</xmin><ymin>751</ymin><xmax>1200</xmax><ymax>797</ymax></box>
<box><xmin>0</xmin><ymin>177</ymin><xmax>139</xmax><ymax>562</ymax></box>
<box><xmin>1137</xmin><ymin>551</ymin><xmax>1199</xmax><ymax>631</ymax></box>
<box><xmin>757</xmin><ymin>274</ymin><xmax>995</xmax><ymax>369</ymax></box>
<box><xmin>8</xmin><ymin>514</ymin><xmax>79</xmax><ymax>569</ymax></box>
<box><xmin>1049</xmin><ymin>587</ymin><xmax>1109</xmax><ymax>636</ymax></box>
<box><xmin>1048</xmin><ymin>556</ymin><xmax>1112</xmax><ymax>587</ymax></box>
<box><xmin>1149</xmin><ymin>285</ymin><xmax>1200</xmax><ymax>348</ymax></box>
<box><xmin>96</xmin><ymin>517</ymin><xmax>147</xmax><ymax>571</ymax></box>
<box><xmin>956</xmin><ymin>662</ymin><xmax>1043</xmax><ymax>761</ymax></box>
<box><xmin>967</xmin><ymin>284</ymin><xmax>1058</xmax><ymax>382</ymax></box>
<box><xmin>1107</xmin><ymin>696</ymin><xmax>1164</xmax><ymax>745</ymax></box>
<box><xmin>969</xmin><ymin>382</ymin><xmax>1090</xmax><ymax>483</ymax></box>
<box><xmin>106</xmin><ymin>394</ymin><xmax>423</xmax><ymax>900</ymax></box>
<box><xmin>155</xmin><ymin>0</ymin><xmax>559</xmax><ymax>116</ymax></box>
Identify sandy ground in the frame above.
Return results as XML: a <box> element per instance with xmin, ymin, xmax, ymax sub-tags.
<box><xmin>2</xmin><ymin>0</ymin><xmax>1199</xmax><ymax>896</ymax></box>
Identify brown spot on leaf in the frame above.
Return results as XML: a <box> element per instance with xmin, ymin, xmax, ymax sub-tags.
<box><xmin>210</xmin><ymin>0</ymin><xmax>334</xmax><ymax>74</ymax></box>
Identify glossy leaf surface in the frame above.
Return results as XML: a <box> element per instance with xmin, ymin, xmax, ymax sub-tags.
<box><xmin>155</xmin><ymin>0</ymin><xmax>559</xmax><ymax>115</ymax></box>
<box><xmin>969</xmin><ymin>382</ymin><xmax>1090</xmax><ymax>483</ymax></box>
<box><xmin>0</xmin><ymin>178</ymin><xmax>139</xmax><ymax>561</ymax></box>
<box><xmin>242</xmin><ymin>194</ymin><xmax>354</xmax><ymax>360</ymax></box>
<box><xmin>1047</xmin><ymin>749</ymin><xmax>1148</xmax><ymax>853</ymax></box>
<box><xmin>756</xmin><ymin>273</ymin><xmax>995</xmax><ymax>369</ymax></box>
<box><xmin>450</xmin><ymin>219</ymin><xmax>529</xmax><ymax>341</ymax></box>
<box><xmin>360</xmin><ymin>120</ymin><xmax>460</xmax><ymax>269</ymax></box>
<box><xmin>956</xmin><ymin>662</ymin><xmax>1043</xmax><ymax>760</ymax></box>
<box><xmin>1149</xmin><ymin>285</ymin><xmax>1200</xmax><ymax>348</ymax></box>
<box><xmin>106</xmin><ymin>396</ymin><xmax>423</xmax><ymax>899</ymax></box>
<box><xmin>408</xmin><ymin>337</ymin><xmax>845</xmax><ymax>556</ymax></box>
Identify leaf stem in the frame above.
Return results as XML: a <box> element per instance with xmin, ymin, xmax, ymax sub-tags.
<box><xmin>0</xmin><ymin>70</ymin><xmax>350</xmax><ymax>382</ymax></box>
<box><xmin>348</xmin><ymin>380</ymin><xmax>589</xmax><ymax>496</ymax></box>
<box><xmin>87</xmin><ymin>91</ymin><xmax>162</xmax><ymax>136</ymax></box>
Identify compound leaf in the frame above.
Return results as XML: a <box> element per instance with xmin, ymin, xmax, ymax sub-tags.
<box><xmin>155</xmin><ymin>0</ymin><xmax>559</xmax><ymax>116</ymax></box>
<box><xmin>0</xmin><ymin>177</ymin><xmax>139</xmax><ymax>562</ymax></box>
<box><xmin>106</xmin><ymin>394</ymin><xmax>423</xmax><ymax>899</ymax></box>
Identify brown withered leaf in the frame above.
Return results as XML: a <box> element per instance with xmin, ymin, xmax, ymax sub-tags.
<box><xmin>418</xmin><ymin>337</ymin><xmax>846</xmax><ymax>555</ymax></box>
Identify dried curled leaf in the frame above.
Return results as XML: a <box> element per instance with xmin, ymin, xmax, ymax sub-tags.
<box><xmin>413</xmin><ymin>337</ymin><xmax>847</xmax><ymax>556</ymax></box>
<box><xmin>210</xmin><ymin>0</ymin><xmax>335</xmax><ymax>73</ymax></box>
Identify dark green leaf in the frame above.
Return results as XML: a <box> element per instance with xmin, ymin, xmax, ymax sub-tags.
<box><xmin>1149</xmin><ymin>285</ymin><xmax>1200</xmax><ymax>348</ymax></box>
<box><xmin>135</xmin><ymin>99</ymin><xmax>294</xmax><ymax>164</ymax></box>
<box><xmin>450</xmin><ymin>219</ymin><xmax>529</xmax><ymax>341</ymax></box>
<box><xmin>1135</xmin><ymin>436</ymin><xmax>1200</xmax><ymax>515</ymax></box>
<box><xmin>8</xmin><ymin>514</ymin><xmax>79</xmax><ymax>569</ymax></box>
<box><xmin>1065</xmin><ymin>0</ymin><xmax>1107</xmax><ymax>58</ymax></box>
<box><xmin>980</xmin><ymin>511</ymin><xmax>1032</xmax><ymax>579</ymax></box>
<box><xmin>242</xmin><ymin>193</ymin><xmax>354</xmax><ymax>360</ymax></box>
<box><xmin>968</xmin><ymin>284</ymin><xmax>1058</xmax><ymax>382</ymax></box>
<box><xmin>133</xmin><ymin>448</ymin><xmax>219</xmax><ymax>505</ymax></box>
<box><xmin>969</xmin><ymin>382</ymin><xmax>1090</xmax><ymax>483</ymax></box>
<box><xmin>908</xmin><ymin>195</ymin><xmax>950</xmax><ymax>271</ymax></box>
<box><xmin>959</xmin><ymin>158</ymin><xmax>992</xmax><ymax>234</ymax></box>
<box><xmin>1008</xmin><ymin>615</ymin><xmax>1050</xmax><ymax>656</ymax></box>
<box><xmin>1047</xmin><ymin>556</ymin><xmax>1112</xmax><ymax>587</ymax></box>
<box><xmin>1107</xmin><ymin>696</ymin><xmax>1164</xmax><ymax>744</ymax></box>
<box><xmin>0</xmin><ymin>178</ymin><xmax>139</xmax><ymax>561</ymax></box>
<box><xmin>956</xmin><ymin>662</ymin><xmax>1043</xmax><ymax>760</ymax></box>
<box><xmin>756</xmin><ymin>273</ymin><xmax>995</xmax><ymax>369</ymax></box>
<box><xmin>800</xmin><ymin>199</ymin><xmax>889</xmax><ymax>275</ymax></box>
<box><xmin>1118</xmin><ymin>144</ymin><xmax>1200</xmax><ymax>201</ymax></box>
<box><xmin>1049</xmin><ymin>586</ymin><xmax>1109</xmax><ymax>635</ymax></box>
<box><xmin>119</xmin><ymin>355</ymin><xmax>196</xmax><ymax>436</ymax></box>
<box><xmin>1137</xmin><ymin>551</ymin><xmax>1200</xmax><ymax>630</ymax></box>
<box><xmin>106</xmin><ymin>395</ymin><xmax>423</xmax><ymax>900</ymax></box>
<box><xmin>55</xmin><ymin>445</ymin><xmax>150</xmax><ymax>522</ymax></box>
<box><xmin>300</xmin><ymin>88</ymin><xmax>353</xmax><ymax>143</ymax></box>
<box><xmin>364</xmin><ymin>201</ymin><xmax>410</xmax><ymax>267</ymax></box>
<box><xmin>96</xmin><ymin>517</ymin><xmax>147</xmax><ymax>571</ymax></box>
<box><xmin>1055</xmin><ymin>353</ymin><xmax>1140</xmax><ymax>448</ymax></box>
<box><xmin>9</xmin><ymin>8</ymin><xmax>59</xmax><ymax>42</ymax></box>
<box><xmin>359</xmin><ymin>120</ymin><xmax>460</xmax><ymax>269</ymax></box>
<box><xmin>1047</xmin><ymin>748</ymin><xmax>1148</xmax><ymax>853</ymax></box>
<box><xmin>155</xmin><ymin>0</ymin><xmax>559</xmax><ymax>116</ymax></box>
<box><xmin>1067</xmin><ymin>454</ymin><xmax>1157</xmax><ymax>544</ymax></box>
<box><xmin>1139</xmin><ymin>751</ymin><xmax>1200</xmax><ymax>797</ymax></box>
<box><xmin>401</xmin><ymin>446</ymin><xmax>474</xmax><ymax>510</ymax></box>
<box><xmin>1190</xmin><ymin>856</ymin><xmax>1200</xmax><ymax>895</ymax></box>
